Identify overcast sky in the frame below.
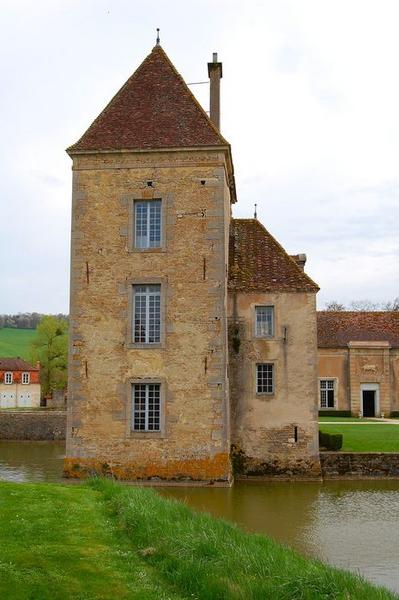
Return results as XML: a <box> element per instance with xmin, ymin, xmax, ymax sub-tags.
<box><xmin>1</xmin><ymin>0</ymin><xmax>398</xmax><ymax>313</ymax></box>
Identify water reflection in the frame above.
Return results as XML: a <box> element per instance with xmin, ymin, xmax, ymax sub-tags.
<box><xmin>1</xmin><ymin>441</ymin><xmax>399</xmax><ymax>594</ymax></box>
<box><xmin>0</xmin><ymin>440</ymin><xmax>65</xmax><ymax>483</ymax></box>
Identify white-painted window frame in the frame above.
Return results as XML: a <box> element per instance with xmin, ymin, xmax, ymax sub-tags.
<box><xmin>255</xmin><ymin>305</ymin><xmax>274</xmax><ymax>338</ymax></box>
<box><xmin>132</xmin><ymin>382</ymin><xmax>161</xmax><ymax>432</ymax></box>
<box><xmin>22</xmin><ymin>372</ymin><xmax>30</xmax><ymax>385</ymax></box>
<box><xmin>133</xmin><ymin>284</ymin><xmax>161</xmax><ymax>344</ymax></box>
<box><xmin>4</xmin><ymin>372</ymin><xmax>13</xmax><ymax>385</ymax></box>
<box><xmin>319</xmin><ymin>378</ymin><xmax>336</xmax><ymax>409</ymax></box>
<box><xmin>134</xmin><ymin>199</ymin><xmax>162</xmax><ymax>249</ymax></box>
<box><xmin>256</xmin><ymin>363</ymin><xmax>274</xmax><ymax>394</ymax></box>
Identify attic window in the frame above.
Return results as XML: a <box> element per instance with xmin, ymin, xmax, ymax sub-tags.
<box><xmin>4</xmin><ymin>372</ymin><xmax>13</xmax><ymax>385</ymax></box>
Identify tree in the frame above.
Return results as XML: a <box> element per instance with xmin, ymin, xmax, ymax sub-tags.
<box><xmin>324</xmin><ymin>301</ymin><xmax>346</xmax><ymax>311</ymax></box>
<box><xmin>29</xmin><ymin>316</ymin><xmax>68</xmax><ymax>396</ymax></box>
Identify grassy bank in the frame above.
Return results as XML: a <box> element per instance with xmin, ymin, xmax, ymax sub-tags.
<box><xmin>320</xmin><ymin>423</ymin><xmax>399</xmax><ymax>452</ymax></box>
<box><xmin>0</xmin><ymin>327</ymin><xmax>36</xmax><ymax>360</ymax></box>
<box><xmin>0</xmin><ymin>480</ymin><xmax>396</xmax><ymax>599</ymax></box>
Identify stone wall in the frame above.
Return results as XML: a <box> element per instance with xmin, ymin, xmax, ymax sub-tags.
<box><xmin>228</xmin><ymin>291</ymin><xmax>321</xmax><ymax>478</ymax></box>
<box><xmin>0</xmin><ymin>411</ymin><xmax>66</xmax><ymax>440</ymax></box>
<box><xmin>66</xmin><ymin>149</ymin><xmax>233</xmax><ymax>482</ymax></box>
<box><xmin>321</xmin><ymin>452</ymin><xmax>399</xmax><ymax>478</ymax></box>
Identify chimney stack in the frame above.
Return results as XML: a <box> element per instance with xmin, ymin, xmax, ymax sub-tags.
<box><xmin>208</xmin><ymin>52</ymin><xmax>223</xmax><ymax>130</ymax></box>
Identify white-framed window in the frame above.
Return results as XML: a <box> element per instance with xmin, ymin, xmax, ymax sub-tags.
<box><xmin>22</xmin><ymin>372</ymin><xmax>30</xmax><ymax>385</ymax></box>
<box><xmin>133</xmin><ymin>284</ymin><xmax>161</xmax><ymax>344</ymax></box>
<box><xmin>134</xmin><ymin>200</ymin><xmax>162</xmax><ymax>249</ymax></box>
<box><xmin>320</xmin><ymin>379</ymin><xmax>335</xmax><ymax>409</ymax></box>
<box><xmin>4</xmin><ymin>372</ymin><xmax>13</xmax><ymax>385</ymax></box>
<box><xmin>132</xmin><ymin>383</ymin><xmax>161</xmax><ymax>431</ymax></box>
<box><xmin>256</xmin><ymin>363</ymin><xmax>274</xmax><ymax>394</ymax></box>
<box><xmin>255</xmin><ymin>306</ymin><xmax>274</xmax><ymax>337</ymax></box>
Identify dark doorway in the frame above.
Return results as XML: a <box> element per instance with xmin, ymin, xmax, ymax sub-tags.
<box><xmin>363</xmin><ymin>390</ymin><xmax>376</xmax><ymax>417</ymax></box>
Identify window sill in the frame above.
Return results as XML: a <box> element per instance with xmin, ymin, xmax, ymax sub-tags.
<box><xmin>129</xmin><ymin>431</ymin><xmax>166</xmax><ymax>439</ymax></box>
<box><xmin>256</xmin><ymin>392</ymin><xmax>275</xmax><ymax>398</ymax></box>
<box><xmin>128</xmin><ymin>247</ymin><xmax>166</xmax><ymax>254</ymax></box>
<box><xmin>127</xmin><ymin>342</ymin><xmax>164</xmax><ymax>350</ymax></box>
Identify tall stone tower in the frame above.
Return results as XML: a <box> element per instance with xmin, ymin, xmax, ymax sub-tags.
<box><xmin>64</xmin><ymin>45</ymin><xmax>236</xmax><ymax>483</ymax></box>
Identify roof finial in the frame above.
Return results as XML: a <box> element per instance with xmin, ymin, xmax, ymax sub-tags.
<box><xmin>254</xmin><ymin>203</ymin><xmax>257</xmax><ymax>219</ymax></box>
<box><xmin>156</xmin><ymin>28</ymin><xmax>160</xmax><ymax>46</ymax></box>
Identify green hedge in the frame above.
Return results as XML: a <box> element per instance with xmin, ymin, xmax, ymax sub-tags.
<box><xmin>319</xmin><ymin>430</ymin><xmax>343</xmax><ymax>451</ymax></box>
<box><xmin>318</xmin><ymin>410</ymin><xmax>351</xmax><ymax>417</ymax></box>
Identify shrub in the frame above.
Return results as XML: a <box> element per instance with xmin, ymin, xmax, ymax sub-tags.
<box><xmin>319</xmin><ymin>410</ymin><xmax>351</xmax><ymax>417</ymax></box>
<box><xmin>319</xmin><ymin>430</ymin><xmax>343</xmax><ymax>451</ymax></box>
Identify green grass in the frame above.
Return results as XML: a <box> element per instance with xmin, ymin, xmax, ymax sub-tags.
<box><xmin>0</xmin><ymin>480</ymin><xmax>395</xmax><ymax>599</ymax></box>
<box><xmin>320</xmin><ymin>424</ymin><xmax>399</xmax><ymax>452</ymax></box>
<box><xmin>0</xmin><ymin>328</ymin><xmax>36</xmax><ymax>360</ymax></box>
<box><xmin>319</xmin><ymin>416</ymin><xmax>376</xmax><ymax>422</ymax></box>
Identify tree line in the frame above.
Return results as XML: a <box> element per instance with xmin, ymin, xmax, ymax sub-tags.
<box><xmin>323</xmin><ymin>298</ymin><xmax>399</xmax><ymax>311</ymax></box>
<box><xmin>0</xmin><ymin>313</ymin><xmax>68</xmax><ymax>329</ymax></box>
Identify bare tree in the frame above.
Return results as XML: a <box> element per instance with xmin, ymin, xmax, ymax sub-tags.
<box><xmin>324</xmin><ymin>301</ymin><xmax>346</xmax><ymax>311</ymax></box>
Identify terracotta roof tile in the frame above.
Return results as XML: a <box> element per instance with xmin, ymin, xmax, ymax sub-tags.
<box><xmin>68</xmin><ymin>45</ymin><xmax>228</xmax><ymax>153</ymax></box>
<box><xmin>228</xmin><ymin>219</ymin><xmax>319</xmax><ymax>293</ymax></box>
<box><xmin>317</xmin><ymin>312</ymin><xmax>399</xmax><ymax>347</ymax></box>
<box><xmin>0</xmin><ymin>358</ymin><xmax>38</xmax><ymax>371</ymax></box>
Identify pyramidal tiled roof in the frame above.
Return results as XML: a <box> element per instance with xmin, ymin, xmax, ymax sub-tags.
<box><xmin>317</xmin><ymin>311</ymin><xmax>399</xmax><ymax>348</ymax></box>
<box><xmin>228</xmin><ymin>219</ymin><xmax>319</xmax><ymax>293</ymax></box>
<box><xmin>68</xmin><ymin>45</ymin><xmax>229</xmax><ymax>153</ymax></box>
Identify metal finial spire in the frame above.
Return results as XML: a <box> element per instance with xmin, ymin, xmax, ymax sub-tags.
<box><xmin>254</xmin><ymin>203</ymin><xmax>257</xmax><ymax>219</ymax></box>
<box><xmin>156</xmin><ymin>28</ymin><xmax>160</xmax><ymax>45</ymax></box>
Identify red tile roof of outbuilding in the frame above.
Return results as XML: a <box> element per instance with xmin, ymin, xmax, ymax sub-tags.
<box><xmin>228</xmin><ymin>219</ymin><xmax>319</xmax><ymax>293</ymax></box>
<box><xmin>67</xmin><ymin>45</ymin><xmax>228</xmax><ymax>153</ymax></box>
<box><xmin>317</xmin><ymin>311</ymin><xmax>399</xmax><ymax>348</ymax></box>
<box><xmin>0</xmin><ymin>358</ymin><xmax>38</xmax><ymax>371</ymax></box>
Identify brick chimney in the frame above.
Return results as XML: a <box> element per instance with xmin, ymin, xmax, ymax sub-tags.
<box><xmin>208</xmin><ymin>52</ymin><xmax>222</xmax><ymax>130</ymax></box>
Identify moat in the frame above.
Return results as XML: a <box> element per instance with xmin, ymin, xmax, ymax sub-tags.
<box><xmin>1</xmin><ymin>440</ymin><xmax>399</xmax><ymax>595</ymax></box>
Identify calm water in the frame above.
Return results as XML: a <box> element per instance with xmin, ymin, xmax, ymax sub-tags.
<box><xmin>1</xmin><ymin>441</ymin><xmax>399</xmax><ymax>595</ymax></box>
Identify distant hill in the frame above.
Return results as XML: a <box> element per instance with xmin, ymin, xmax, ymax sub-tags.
<box><xmin>0</xmin><ymin>328</ymin><xmax>37</xmax><ymax>361</ymax></box>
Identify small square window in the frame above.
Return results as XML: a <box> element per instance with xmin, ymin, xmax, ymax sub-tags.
<box><xmin>22</xmin><ymin>372</ymin><xmax>30</xmax><ymax>385</ymax></box>
<box><xmin>134</xmin><ymin>200</ymin><xmax>162</xmax><ymax>249</ymax></box>
<box><xmin>4</xmin><ymin>372</ymin><xmax>13</xmax><ymax>385</ymax></box>
<box><xmin>255</xmin><ymin>306</ymin><xmax>274</xmax><ymax>337</ymax></box>
<box><xmin>132</xmin><ymin>383</ymin><xmax>161</xmax><ymax>431</ymax></box>
<box><xmin>256</xmin><ymin>363</ymin><xmax>274</xmax><ymax>394</ymax></box>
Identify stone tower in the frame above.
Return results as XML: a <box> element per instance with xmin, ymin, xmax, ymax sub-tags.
<box><xmin>64</xmin><ymin>45</ymin><xmax>236</xmax><ymax>482</ymax></box>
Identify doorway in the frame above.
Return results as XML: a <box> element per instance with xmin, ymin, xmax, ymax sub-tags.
<box><xmin>362</xmin><ymin>390</ymin><xmax>376</xmax><ymax>417</ymax></box>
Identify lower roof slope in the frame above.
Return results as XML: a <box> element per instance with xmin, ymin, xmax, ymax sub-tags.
<box><xmin>317</xmin><ymin>311</ymin><xmax>399</xmax><ymax>348</ymax></box>
<box><xmin>228</xmin><ymin>219</ymin><xmax>319</xmax><ymax>293</ymax></box>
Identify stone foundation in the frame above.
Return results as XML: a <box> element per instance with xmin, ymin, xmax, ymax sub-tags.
<box><xmin>0</xmin><ymin>410</ymin><xmax>66</xmax><ymax>440</ymax></box>
<box><xmin>321</xmin><ymin>452</ymin><xmax>399</xmax><ymax>478</ymax></box>
<box><xmin>231</xmin><ymin>446</ymin><xmax>321</xmax><ymax>480</ymax></box>
<box><xmin>63</xmin><ymin>452</ymin><xmax>231</xmax><ymax>483</ymax></box>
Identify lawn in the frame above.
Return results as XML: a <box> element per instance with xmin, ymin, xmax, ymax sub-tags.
<box><xmin>0</xmin><ymin>479</ymin><xmax>396</xmax><ymax>600</ymax></box>
<box><xmin>0</xmin><ymin>328</ymin><xmax>36</xmax><ymax>360</ymax></box>
<box><xmin>320</xmin><ymin>424</ymin><xmax>399</xmax><ymax>452</ymax></box>
<box><xmin>319</xmin><ymin>416</ymin><xmax>376</xmax><ymax>422</ymax></box>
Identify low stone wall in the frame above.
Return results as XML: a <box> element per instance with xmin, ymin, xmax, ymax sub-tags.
<box><xmin>321</xmin><ymin>452</ymin><xmax>399</xmax><ymax>479</ymax></box>
<box><xmin>0</xmin><ymin>410</ymin><xmax>66</xmax><ymax>440</ymax></box>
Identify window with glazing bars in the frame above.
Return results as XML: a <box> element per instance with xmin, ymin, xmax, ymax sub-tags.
<box><xmin>255</xmin><ymin>306</ymin><xmax>274</xmax><ymax>337</ymax></box>
<box><xmin>133</xmin><ymin>284</ymin><xmax>161</xmax><ymax>344</ymax></box>
<box><xmin>132</xmin><ymin>383</ymin><xmax>161</xmax><ymax>431</ymax></box>
<box><xmin>22</xmin><ymin>372</ymin><xmax>30</xmax><ymax>384</ymax></box>
<box><xmin>134</xmin><ymin>200</ymin><xmax>162</xmax><ymax>248</ymax></box>
<box><xmin>256</xmin><ymin>363</ymin><xmax>274</xmax><ymax>394</ymax></box>
<box><xmin>320</xmin><ymin>379</ymin><xmax>335</xmax><ymax>408</ymax></box>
